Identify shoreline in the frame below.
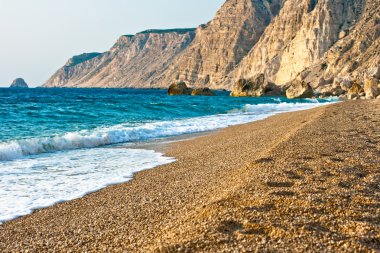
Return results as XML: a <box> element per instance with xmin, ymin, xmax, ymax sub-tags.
<box><xmin>0</xmin><ymin>99</ymin><xmax>333</xmax><ymax>225</ymax></box>
<box><xmin>1</xmin><ymin>100</ymin><xmax>379</xmax><ymax>252</ymax></box>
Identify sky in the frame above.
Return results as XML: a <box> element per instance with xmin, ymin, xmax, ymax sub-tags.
<box><xmin>0</xmin><ymin>0</ymin><xmax>225</xmax><ymax>87</ymax></box>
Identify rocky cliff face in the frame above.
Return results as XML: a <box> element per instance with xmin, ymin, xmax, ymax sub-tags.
<box><xmin>44</xmin><ymin>0</ymin><xmax>283</xmax><ymax>88</ymax></box>
<box><xmin>299</xmin><ymin>0</ymin><xmax>380</xmax><ymax>87</ymax></box>
<box><xmin>153</xmin><ymin>0</ymin><xmax>283</xmax><ymax>89</ymax></box>
<box><xmin>44</xmin><ymin>0</ymin><xmax>379</xmax><ymax>92</ymax></box>
<box><xmin>228</xmin><ymin>0</ymin><xmax>369</xmax><ymax>87</ymax></box>
<box><xmin>44</xmin><ymin>29</ymin><xmax>195</xmax><ymax>88</ymax></box>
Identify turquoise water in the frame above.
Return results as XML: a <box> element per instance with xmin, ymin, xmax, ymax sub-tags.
<box><xmin>0</xmin><ymin>88</ymin><xmax>337</xmax><ymax>223</ymax></box>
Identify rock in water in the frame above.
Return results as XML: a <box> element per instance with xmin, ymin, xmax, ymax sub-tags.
<box><xmin>168</xmin><ymin>82</ymin><xmax>193</xmax><ymax>95</ymax></box>
<box><xmin>10</xmin><ymin>78</ymin><xmax>29</xmax><ymax>88</ymax></box>
<box><xmin>191</xmin><ymin>88</ymin><xmax>215</xmax><ymax>96</ymax></box>
<box><xmin>286</xmin><ymin>80</ymin><xmax>314</xmax><ymax>99</ymax></box>
<box><xmin>231</xmin><ymin>75</ymin><xmax>265</xmax><ymax>97</ymax></box>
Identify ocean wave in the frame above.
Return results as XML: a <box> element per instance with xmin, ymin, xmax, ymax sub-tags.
<box><xmin>0</xmin><ymin>101</ymin><xmax>335</xmax><ymax>161</ymax></box>
<box><xmin>0</xmin><ymin>148</ymin><xmax>175</xmax><ymax>223</ymax></box>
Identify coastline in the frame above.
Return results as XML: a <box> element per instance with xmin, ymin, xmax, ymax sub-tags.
<box><xmin>0</xmin><ymin>95</ymin><xmax>333</xmax><ymax>223</ymax></box>
<box><xmin>1</xmin><ymin>100</ymin><xmax>379</xmax><ymax>252</ymax></box>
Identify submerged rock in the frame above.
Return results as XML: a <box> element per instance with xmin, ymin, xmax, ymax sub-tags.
<box><xmin>191</xmin><ymin>88</ymin><xmax>215</xmax><ymax>96</ymax></box>
<box><xmin>231</xmin><ymin>74</ymin><xmax>283</xmax><ymax>97</ymax></box>
<box><xmin>9</xmin><ymin>78</ymin><xmax>29</xmax><ymax>88</ymax></box>
<box><xmin>286</xmin><ymin>80</ymin><xmax>314</xmax><ymax>99</ymax></box>
<box><xmin>168</xmin><ymin>81</ymin><xmax>193</xmax><ymax>95</ymax></box>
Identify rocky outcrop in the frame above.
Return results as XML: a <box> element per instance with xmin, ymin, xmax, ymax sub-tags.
<box><xmin>191</xmin><ymin>88</ymin><xmax>215</xmax><ymax>96</ymax></box>
<box><xmin>315</xmin><ymin>85</ymin><xmax>344</xmax><ymax>98</ymax></box>
<box><xmin>167</xmin><ymin>82</ymin><xmax>193</xmax><ymax>95</ymax></box>
<box><xmin>294</xmin><ymin>0</ymin><xmax>380</xmax><ymax>90</ymax></box>
<box><xmin>231</xmin><ymin>73</ymin><xmax>283</xmax><ymax>97</ymax></box>
<box><xmin>348</xmin><ymin>81</ymin><xmax>364</xmax><ymax>95</ymax></box>
<box><xmin>10</xmin><ymin>78</ymin><xmax>29</xmax><ymax>88</ymax></box>
<box><xmin>229</xmin><ymin>0</ymin><xmax>368</xmax><ymax>87</ymax></box>
<box><xmin>43</xmin><ymin>29</ymin><xmax>196</xmax><ymax>88</ymax></box>
<box><xmin>333</xmin><ymin>77</ymin><xmax>354</xmax><ymax>92</ymax></box>
<box><xmin>373</xmin><ymin>65</ymin><xmax>380</xmax><ymax>80</ymax></box>
<box><xmin>168</xmin><ymin>84</ymin><xmax>215</xmax><ymax>96</ymax></box>
<box><xmin>155</xmin><ymin>0</ymin><xmax>284</xmax><ymax>89</ymax></box>
<box><xmin>286</xmin><ymin>80</ymin><xmax>314</xmax><ymax>99</ymax></box>
<box><xmin>231</xmin><ymin>75</ymin><xmax>265</xmax><ymax>97</ymax></box>
<box><xmin>364</xmin><ymin>77</ymin><xmax>380</xmax><ymax>99</ymax></box>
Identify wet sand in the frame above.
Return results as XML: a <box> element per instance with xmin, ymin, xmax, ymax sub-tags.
<box><xmin>1</xmin><ymin>100</ymin><xmax>379</xmax><ymax>252</ymax></box>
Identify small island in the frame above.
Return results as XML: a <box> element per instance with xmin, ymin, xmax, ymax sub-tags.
<box><xmin>9</xmin><ymin>78</ymin><xmax>29</xmax><ymax>88</ymax></box>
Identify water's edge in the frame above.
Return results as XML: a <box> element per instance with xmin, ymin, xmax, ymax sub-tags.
<box><xmin>0</xmin><ymin>102</ymin><xmax>336</xmax><ymax>225</ymax></box>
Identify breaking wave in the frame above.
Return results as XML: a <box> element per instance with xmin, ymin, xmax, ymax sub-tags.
<box><xmin>0</xmin><ymin>100</ymin><xmax>337</xmax><ymax>161</ymax></box>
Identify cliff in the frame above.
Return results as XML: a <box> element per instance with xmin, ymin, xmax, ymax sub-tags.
<box><xmin>44</xmin><ymin>0</ymin><xmax>283</xmax><ymax>88</ymax></box>
<box><xmin>227</xmin><ymin>0</ymin><xmax>371</xmax><ymax>87</ymax></box>
<box><xmin>44</xmin><ymin>0</ymin><xmax>379</xmax><ymax>91</ymax></box>
<box><xmin>300</xmin><ymin>0</ymin><xmax>380</xmax><ymax>87</ymax></box>
<box><xmin>43</xmin><ymin>29</ymin><xmax>196</xmax><ymax>88</ymax></box>
<box><xmin>152</xmin><ymin>0</ymin><xmax>284</xmax><ymax>89</ymax></box>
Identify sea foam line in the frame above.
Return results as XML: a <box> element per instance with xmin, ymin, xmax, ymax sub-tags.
<box><xmin>0</xmin><ymin>148</ymin><xmax>175</xmax><ymax>224</ymax></box>
<box><xmin>0</xmin><ymin>101</ymin><xmax>336</xmax><ymax>161</ymax></box>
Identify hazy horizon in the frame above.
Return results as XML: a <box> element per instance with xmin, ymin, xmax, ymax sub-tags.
<box><xmin>0</xmin><ymin>0</ymin><xmax>224</xmax><ymax>87</ymax></box>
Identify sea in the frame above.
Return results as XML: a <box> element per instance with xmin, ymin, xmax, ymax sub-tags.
<box><xmin>0</xmin><ymin>88</ymin><xmax>337</xmax><ymax>223</ymax></box>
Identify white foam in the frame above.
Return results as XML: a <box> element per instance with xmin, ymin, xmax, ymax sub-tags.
<box><xmin>0</xmin><ymin>147</ymin><xmax>174</xmax><ymax>223</ymax></box>
<box><xmin>0</xmin><ymin>101</ymin><xmax>337</xmax><ymax>161</ymax></box>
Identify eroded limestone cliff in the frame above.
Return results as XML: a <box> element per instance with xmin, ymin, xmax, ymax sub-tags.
<box><xmin>152</xmin><ymin>0</ymin><xmax>284</xmax><ymax>89</ymax></box>
<box><xmin>44</xmin><ymin>0</ymin><xmax>283</xmax><ymax>88</ymax></box>
<box><xmin>300</xmin><ymin>0</ymin><xmax>380</xmax><ymax>87</ymax></box>
<box><xmin>44</xmin><ymin>29</ymin><xmax>195</xmax><ymax>88</ymax></box>
<box><xmin>44</xmin><ymin>0</ymin><xmax>379</xmax><ymax>92</ymax></box>
<box><xmin>228</xmin><ymin>0</ymin><xmax>369</xmax><ymax>87</ymax></box>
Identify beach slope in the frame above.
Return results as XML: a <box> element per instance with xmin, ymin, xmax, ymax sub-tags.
<box><xmin>1</xmin><ymin>100</ymin><xmax>379</xmax><ymax>252</ymax></box>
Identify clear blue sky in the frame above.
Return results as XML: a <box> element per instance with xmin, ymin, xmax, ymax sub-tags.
<box><xmin>0</xmin><ymin>0</ymin><xmax>224</xmax><ymax>87</ymax></box>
